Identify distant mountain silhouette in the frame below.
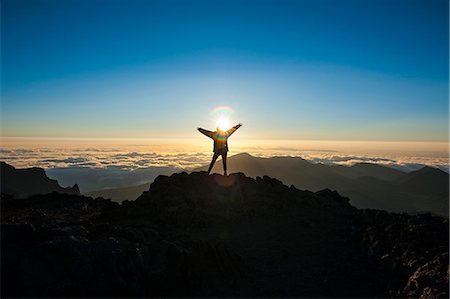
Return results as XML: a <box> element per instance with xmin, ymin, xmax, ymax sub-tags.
<box><xmin>2</xmin><ymin>171</ymin><xmax>448</xmax><ymax>298</ymax></box>
<box><xmin>0</xmin><ymin>162</ymin><xmax>80</xmax><ymax>198</ymax></box>
<box><xmin>47</xmin><ymin>165</ymin><xmax>179</xmax><ymax>193</ymax></box>
<box><xmin>396</xmin><ymin>166</ymin><xmax>448</xmax><ymax>195</ymax></box>
<box><xmin>84</xmin><ymin>182</ymin><xmax>150</xmax><ymax>202</ymax></box>
<box><xmin>196</xmin><ymin>153</ymin><xmax>449</xmax><ymax>216</ymax></box>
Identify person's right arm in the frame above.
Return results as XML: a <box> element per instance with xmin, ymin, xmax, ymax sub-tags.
<box><xmin>198</xmin><ymin>128</ymin><xmax>215</xmax><ymax>138</ymax></box>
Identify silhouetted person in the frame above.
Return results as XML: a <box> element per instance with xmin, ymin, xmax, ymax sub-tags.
<box><xmin>198</xmin><ymin>123</ymin><xmax>242</xmax><ymax>176</ymax></box>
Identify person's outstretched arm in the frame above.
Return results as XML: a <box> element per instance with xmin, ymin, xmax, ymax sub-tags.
<box><xmin>198</xmin><ymin>128</ymin><xmax>215</xmax><ymax>139</ymax></box>
<box><xmin>226</xmin><ymin>123</ymin><xmax>242</xmax><ymax>137</ymax></box>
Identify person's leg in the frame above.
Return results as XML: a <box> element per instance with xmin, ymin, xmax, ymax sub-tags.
<box><xmin>207</xmin><ymin>152</ymin><xmax>219</xmax><ymax>174</ymax></box>
<box><xmin>222</xmin><ymin>151</ymin><xmax>227</xmax><ymax>176</ymax></box>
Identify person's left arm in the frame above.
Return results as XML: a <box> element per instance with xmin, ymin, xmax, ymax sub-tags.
<box><xmin>226</xmin><ymin>123</ymin><xmax>242</xmax><ymax>137</ymax></box>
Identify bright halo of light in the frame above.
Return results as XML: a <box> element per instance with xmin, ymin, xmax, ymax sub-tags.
<box><xmin>216</xmin><ymin>117</ymin><xmax>231</xmax><ymax>131</ymax></box>
<box><xmin>210</xmin><ymin>105</ymin><xmax>235</xmax><ymax>130</ymax></box>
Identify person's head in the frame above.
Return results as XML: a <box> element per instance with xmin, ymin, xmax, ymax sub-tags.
<box><xmin>216</xmin><ymin>126</ymin><xmax>221</xmax><ymax>132</ymax></box>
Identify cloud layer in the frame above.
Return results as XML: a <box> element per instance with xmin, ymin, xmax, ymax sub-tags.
<box><xmin>1</xmin><ymin>143</ymin><xmax>448</xmax><ymax>192</ymax></box>
<box><xmin>0</xmin><ymin>148</ymin><xmax>211</xmax><ymax>170</ymax></box>
<box><xmin>1</xmin><ymin>145</ymin><xmax>448</xmax><ymax>171</ymax></box>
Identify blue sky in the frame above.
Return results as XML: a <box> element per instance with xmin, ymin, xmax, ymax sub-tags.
<box><xmin>1</xmin><ymin>0</ymin><xmax>448</xmax><ymax>141</ymax></box>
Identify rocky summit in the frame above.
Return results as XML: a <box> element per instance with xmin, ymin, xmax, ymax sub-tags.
<box><xmin>1</xmin><ymin>171</ymin><xmax>448</xmax><ymax>298</ymax></box>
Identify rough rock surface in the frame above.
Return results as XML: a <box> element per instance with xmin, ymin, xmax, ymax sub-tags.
<box><xmin>1</xmin><ymin>172</ymin><xmax>448</xmax><ymax>298</ymax></box>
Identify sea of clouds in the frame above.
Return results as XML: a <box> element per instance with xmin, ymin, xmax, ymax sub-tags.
<box><xmin>1</xmin><ymin>145</ymin><xmax>448</xmax><ymax>192</ymax></box>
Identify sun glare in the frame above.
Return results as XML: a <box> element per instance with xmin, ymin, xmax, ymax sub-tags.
<box><xmin>216</xmin><ymin>117</ymin><xmax>230</xmax><ymax>131</ymax></box>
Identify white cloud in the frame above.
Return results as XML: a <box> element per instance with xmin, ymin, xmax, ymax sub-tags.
<box><xmin>2</xmin><ymin>145</ymin><xmax>448</xmax><ymax>171</ymax></box>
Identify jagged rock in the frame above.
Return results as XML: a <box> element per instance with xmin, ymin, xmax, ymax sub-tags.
<box><xmin>132</xmin><ymin>172</ymin><xmax>354</xmax><ymax>227</ymax></box>
<box><xmin>401</xmin><ymin>252</ymin><xmax>449</xmax><ymax>298</ymax></box>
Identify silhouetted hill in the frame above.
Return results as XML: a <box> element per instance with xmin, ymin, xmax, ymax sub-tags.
<box><xmin>196</xmin><ymin>153</ymin><xmax>449</xmax><ymax>216</ymax></box>
<box><xmin>2</xmin><ymin>171</ymin><xmax>448</xmax><ymax>298</ymax></box>
<box><xmin>0</xmin><ymin>162</ymin><xmax>80</xmax><ymax>198</ymax></box>
<box><xmin>396</xmin><ymin>166</ymin><xmax>449</xmax><ymax>195</ymax></box>
<box><xmin>341</xmin><ymin>162</ymin><xmax>406</xmax><ymax>181</ymax></box>
<box><xmin>84</xmin><ymin>182</ymin><xmax>150</xmax><ymax>203</ymax></box>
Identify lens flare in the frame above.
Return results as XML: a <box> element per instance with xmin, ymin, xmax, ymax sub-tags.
<box><xmin>210</xmin><ymin>106</ymin><xmax>235</xmax><ymax>117</ymax></box>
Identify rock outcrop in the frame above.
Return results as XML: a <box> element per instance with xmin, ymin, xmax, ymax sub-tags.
<box><xmin>1</xmin><ymin>162</ymin><xmax>80</xmax><ymax>198</ymax></box>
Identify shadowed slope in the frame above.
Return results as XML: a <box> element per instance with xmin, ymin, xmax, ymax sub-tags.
<box><xmin>84</xmin><ymin>182</ymin><xmax>151</xmax><ymax>203</ymax></box>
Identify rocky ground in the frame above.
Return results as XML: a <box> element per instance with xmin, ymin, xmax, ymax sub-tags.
<box><xmin>1</xmin><ymin>172</ymin><xmax>448</xmax><ymax>298</ymax></box>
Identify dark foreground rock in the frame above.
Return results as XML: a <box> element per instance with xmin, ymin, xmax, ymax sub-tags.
<box><xmin>1</xmin><ymin>172</ymin><xmax>448</xmax><ymax>298</ymax></box>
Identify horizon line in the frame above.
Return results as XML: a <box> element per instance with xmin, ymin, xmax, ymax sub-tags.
<box><xmin>0</xmin><ymin>136</ymin><xmax>449</xmax><ymax>144</ymax></box>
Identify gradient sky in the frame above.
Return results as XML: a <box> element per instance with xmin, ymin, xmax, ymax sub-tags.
<box><xmin>1</xmin><ymin>0</ymin><xmax>448</xmax><ymax>141</ymax></box>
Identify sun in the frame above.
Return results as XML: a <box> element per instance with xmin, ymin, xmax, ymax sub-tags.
<box><xmin>216</xmin><ymin>117</ymin><xmax>230</xmax><ymax>131</ymax></box>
